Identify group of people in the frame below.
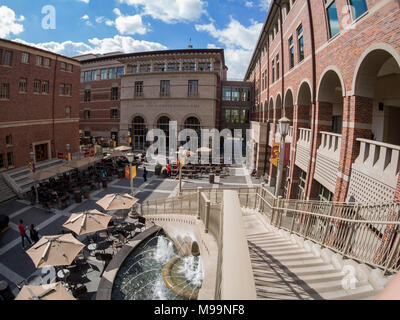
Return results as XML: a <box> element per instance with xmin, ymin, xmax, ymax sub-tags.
<box><xmin>18</xmin><ymin>220</ymin><xmax>40</xmax><ymax>249</ymax></box>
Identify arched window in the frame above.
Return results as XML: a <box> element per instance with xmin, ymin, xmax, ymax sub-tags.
<box><xmin>157</xmin><ymin>116</ymin><xmax>171</xmax><ymax>150</ymax></box>
<box><xmin>132</xmin><ymin>116</ymin><xmax>146</xmax><ymax>150</ymax></box>
<box><xmin>184</xmin><ymin>116</ymin><xmax>201</xmax><ymax>146</ymax></box>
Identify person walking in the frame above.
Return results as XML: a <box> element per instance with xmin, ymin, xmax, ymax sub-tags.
<box><xmin>143</xmin><ymin>167</ymin><xmax>148</xmax><ymax>182</ymax></box>
<box><xmin>29</xmin><ymin>224</ymin><xmax>40</xmax><ymax>244</ymax></box>
<box><xmin>166</xmin><ymin>164</ymin><xmax>172</xmax><ymax>178</ymax></box>
<box><xmin>18</xmin><ymin>220</ymin><xmax>32</xmax><ymax>249</ymax></box>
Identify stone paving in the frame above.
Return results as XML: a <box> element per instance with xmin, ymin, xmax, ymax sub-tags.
<box><xmin>0</xmin><ymin>166</ymin><xmax>262</xmax><ymax>299</ymax></box>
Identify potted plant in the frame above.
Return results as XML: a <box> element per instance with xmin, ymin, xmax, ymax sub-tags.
<box><xmin>155</xmin><ymin>162</ymin><xmax>162</xmax><ymax>176</ymax></box>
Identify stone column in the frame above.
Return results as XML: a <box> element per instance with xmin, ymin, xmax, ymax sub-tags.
<box><xmin>334</xmin><ymin>95</ymin><xmax>373</xmax><ymax>201</ymax></box>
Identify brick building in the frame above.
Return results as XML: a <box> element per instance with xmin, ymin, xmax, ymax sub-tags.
<box><xmin>245</xmin><ymin>0</ymin><xmax>400</xmax><ymax>203</ymax></box>
<box><xmin>0</xmin><ymin>38</ymin><xmax>81</xmax><ymax>171</ymax></box>
<box><xmin>75</xmin><ymin>53</ymin><xmax>125</xmax><ymax>146</ymax></box>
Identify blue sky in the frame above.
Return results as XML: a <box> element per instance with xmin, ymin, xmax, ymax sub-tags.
<box><xmin>0</xmin><ymin>0</ymin><xmax>271</xmax><ymax>79</ymax></box>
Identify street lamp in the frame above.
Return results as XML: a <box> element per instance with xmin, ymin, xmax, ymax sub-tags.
<box><xmin>126</xmin><ymin>152</ymin><xmax>135</xmax><ymax>196</ymax></box>
<box><xmin>65</xmin><ymin>144</ymin><xmax>71</xmax><ymax>161</ymax></box>
<box><xmin>177</xmin><ymin>147</ymin><xmax>190</xmax><ymax>195</ymax></box>
<box><xmin>275</xmin><ymin>117</ymin><xmax>291</xmax><ymax>197</ymax></box>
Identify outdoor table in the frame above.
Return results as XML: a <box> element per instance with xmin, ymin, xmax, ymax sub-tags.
<box><xmin>88</xmin><ymin>243</ymin><xmax>98</xmax><ymax>256</ymax></box>
<box><xmin>57</xmin><ymin>269</ymin><xmax>70</xmax><ymax>281</ymax></box>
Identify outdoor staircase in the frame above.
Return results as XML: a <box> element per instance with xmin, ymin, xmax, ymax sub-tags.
<box><xmin>0</xmin><ymin>174</ymin><xmax>17</xmax><ymax>204</ymax></box>
<box><xmin>2</xmin><ymin>158</ymin><xmax>66</xmax><ymax>197</ymax></box>
<box><xmin>242</xmin><ymin>209</ymin><xmax>384</xmax><ymax>300</ymax></box>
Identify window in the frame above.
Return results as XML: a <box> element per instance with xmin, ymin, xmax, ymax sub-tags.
<box><xmin>289</xmin><ymin>36</ymin><xmax>294</xmax><ymax>69</ymax></box>
<box><xmin>0</xmin><ymin>83</ymin><xmax>9</xmax><ymax>99</ymax></box>
<box><xmin>160</xmin><ymin>80</ymin><xmax>170</xmax><ymax>96</ymax></box>
<box><xmin>332</xmin><ymin>115</ymin><xmax>343</xmax><ymax>134</ymax></box>
<box><xmin>90</xmin><ymin>70</ymin><xmax>97</xmax><ymax>81</ymax></box>
<box><xmin>111</xmin><ymin>87</ymin><xmax>118</xmax><ymax>100</ymax></box>
<box><xmin>3</xmin><ymin>50</ymin><xmax>12</xmax><ymax>66</ymax></box>
<box><xmin>130</xmin><ymin>65</ymin><xmax>138</xmax><ymax>74</ymax></box>
<box><xmin>84</xmin><ymin>110</ymin><xmax>91</xmax><ymax>119</ymax></box>
<box><xmin>223</xmin><ymin>108</ymin><xmax>231</xmax><ymax>122</ymax></box>
<box><xmin>110</xmin><ymin>109</ymin><xmax>118</xmax><ymax>119</ymax></box>
<box><xmin>41</xmin><ymin>81</ymin><xmax>49</xmax><ymax>94</ymax></box>
<box><xmin>0</xmin><ymin>154</ymin><xmax>4</xmax><ymax>169</ymax></box>
<box><xmin>67</xmin><ymin>64</ymin><xmax>73</xmax><ymax>72</ymax></box>
<box><xmin>100</xmin><ymin>69</ymin><xmax>108</xmax><ymax>80</ymax></box>
<box><xmin>168</xmin><ymin>63</ymin><xmax>178</xmax><ymax>72</ymax></box>
<box><xmin>297</xmin><ymin>170</ymin><xmax>307</xmax><ymax>200</ymax></box>
<box><xmin>241</xmin><ymin>88</ymin><xmax>251</xmax><ymax>102</ymax></box>
<box><xmin>140</xmin><ymin>64</ymin><xmax>150</xmax><ymax>73</ymax></box>
<box><xmin>188</xmin><ymin>80</ymin><xmax>198</xmax><ymax>96</ymax></box>
<box><xmin>84</xmin><ymin>131</ymin><xmax>91</xmax><ymax>137</ymax></box>
<box><xmin>109</xmin><ymin>68</ymin><xmax>116</xmax><ymax>79</ymax></box>
<box><xmin>7</xmin><ymin>152</ymin><xmax>13</xmax><ymax>167</ymax></box>
<box><xmin>21</xmin><ymin>52</ymin><xmax>29</xmax><ymax>64</ymax></box>
<box><xmin>34</xmin><ymin>80</ymin><xmax>41</xmax><ymax>93</ymax></box>
<box><xmin>297</xmin><ymin>24</ymin><xmax>304</xmax><ymax>62</ymax></box>
<box><xmin>5</xmin><ymin>135</ymin><xmax>12</xmax><ymax>145</ymax></box>
<box><xmin>325</xmin><ymin>0</ymin><xmax>340</xmax><ymax>38</ymax></box>
<box><xmin>272</xmin><ymin>59</ymin><xmax>275</xmax><ymax>83</ymax></box>
<box><xmin>231</xmin><ymin>109</ymin><xmax>240</xmax><ymax>124</ymax></box>
<box><xmin>198</xmin><ymin>63</ymin><xmax>209</xmax><ymax>71</ymax></box>
<box><xmin>349</xmin><ymin>0</ymin><xmax>368</xmax><ymax>20</ymax></box>
<box><xmin>276</xmin><ymin>53</ymin><xmax>280</xmax><ymax>79</ymax></box>
<box><xmin>189</xmin><ymin>63</ymin><xmax>195</xmax><ymax>71</ymax></box>
<box><xmin>319</xmin><ymin>185</ymin><xmax>334</xmax><ymax>202</ymax></box>
<box><xmin>116</xmin><ymin>67</ymin><xmax>124</xmax><ymax>78</ymax></box>
<box><xmin>43</xmin><ymin>58</ymin><xmax>50</xmax><ymax>67</ymax></box>
<box><xmin>36</xmin><ymin>55</ymin><xmax>43</xmax><ymax>66</ymax></box>
<box><xmin>84</xmin><ymin>71</ymin><xmax>90</xmax><ymax>82</ymax></box>
<box><xmin>232</xmin><ymin>88</ymin><xmax>240</xmax><ymax>102</ymax></box>
<box><xmin>134</xmin><ymin>81</ymin><xmax>143</xmax><ymax>97</ymax></box>
<box><xmin>65</xmin><ymin>84</ymin><xmax>72</xmax><ymax>96</ymax></box>
<box><xmin>60</xmin><ymin>62</ymin><xmax>66</xmax><ymax>71</ymax></box>
<box><xmin>19</xmin><ymin>78</ymin><xmax>27</xmax><ymax>93</ymax></box>
<box><xmin>222</xmin><ymin>87</ymin><xmax>231</xmax><ymax>101</ymax></box>
<box><xmin>84</xmin><ymin>89</ymin><xmax>91</xmax><ymax>102</ymax></box>
<box><xmin>65</xmin><ymin>106</ymin><xmax>71</xmax><ymax>118</ymax></box>
<box><xmin>157</xmin><ymin>64</ymin><xmax>165</xmax><ymax>72</ymax></box>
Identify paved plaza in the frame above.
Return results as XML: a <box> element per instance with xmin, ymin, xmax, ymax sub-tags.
<box><xmin>0</xmin><ymin>166</ymin><xmax>261</xmax><ymax>299</ymax></box>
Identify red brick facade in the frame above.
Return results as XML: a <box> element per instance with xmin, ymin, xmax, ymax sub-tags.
<box><xmin>246</xmin><ymin>0</ymin><xmax>400</xmax><ymax>202</ymax></box>
<box><xmin>0</xmin><ymin>39</ymin><xmax>80</xmax><ymax>170</ymax></box>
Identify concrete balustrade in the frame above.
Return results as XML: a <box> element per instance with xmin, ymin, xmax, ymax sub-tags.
<box><xmin>317</xmin><ymin>131</ymin><xmax>342</xmax><ymax>161</ymax></box>
<box><xmin>353</xmin><ymin>138</ymin><xmax>400</xmax><ymax>189</ymax></box>
<box><xmin>298</xmin><ymin>128</ymin><xmax>312</xmax><ymax>146</ymax></box>
<box><xmin>295</xmin><ymin>128</ymin><xmax>312</xmax><ymax>172</ymax></box>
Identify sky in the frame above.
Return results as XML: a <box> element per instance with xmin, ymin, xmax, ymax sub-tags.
<box><xmin>0</xmin><ymin>0</ymin><xmax>271</xmax><ymax>79</ymax></box>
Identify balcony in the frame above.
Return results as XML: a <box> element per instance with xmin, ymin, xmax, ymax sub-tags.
<box><xmin>348</xmin><ymin>139</ymin><xmax>400</xmax><ymax>203</ymax></box>
<box><xmin>314</xmin><ymin>131</ymin><xmax>342</xmax><ymax>193</ymax></box>
<box><xmin>286</xmin><ymin>126</ymin><xmax>294</xmax><ymax>144</ymax></box>
<box><xmin>295</xmin><ymin>128</ymin><xmax>311</xmax><ymax>172</ymax></box>
<box><xmin>268</xmin><ymin>124</ymin><xmax>274</xmax><ymax>147</ymax></box>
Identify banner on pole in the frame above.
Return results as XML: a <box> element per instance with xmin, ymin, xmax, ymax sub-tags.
<box><xmin>125</xmin><ymin>166</ymin><xmax>130</xmax><ymax>179</ymax></box>
<box><xmin>271</xmin><ymin>142</ymin><xmax>280</xmax><ymax>167</ymax></box>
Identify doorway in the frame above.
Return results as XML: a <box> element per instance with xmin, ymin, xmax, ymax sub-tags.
<box><xmin>35</xmin><ymin>143</ymin><xmax>49</xmax><ymax>162</ymax></box>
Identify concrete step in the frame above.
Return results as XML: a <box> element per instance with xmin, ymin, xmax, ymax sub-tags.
<box><xmin>0</xmin><ymin>175</ymin><xmax>17</xmax><ymax>203</ymax></box>
<box><xmin>320</xmin><ymin>284</ymin><xmax>378</xmax><ymax>300</ymax></box>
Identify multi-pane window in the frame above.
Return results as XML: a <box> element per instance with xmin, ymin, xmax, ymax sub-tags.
<box><xmin>21</xmin><ymin>52</ymin><xmax>29</xmax><ymax>64</ymax></box>
<box><xmin>319</xmin><ymin>185</ymin><xmax>334</xmax><ymax>202</ymax></box>
<box><xmin>60</xmin><ymin>84</ymin><xmax>72</xmax><ymax>96</ymax></box>
<box><xmin>140</xmin><ymin>64</ymin><xmax>150</xmax><ymax>73</ymax></box>
<box><xmin>134</xmin><ymin>81</ymin><xmax>143</xmax><ymax>97</ymax></box>
<box><xmin>160</xmin><ymin>80</ymin><xmax>170</xmax><ymax>96</ymax></box>
<box><xmin>0</xmin><ymin>83</ymin><xmax>10</xmax><ymax>99</ymax></box>
<box><xmin>297</xmin><ymin>170</ymin><xmax>307</xmax><ymax>200</ymax></box>
<box><xmin>67</xmin><ymin>64</ymin><xmax>73</xmax><ymax>72</ymax></box>
<box><xmin>332</xmin><ymin>115</ymin><xmax>343</xmax><ymax>134</ymax></box>
<box><xmin>7</xmin><ymin>152</ymin><xmax>13</xmax><ymax>167</ymax></box>
<box><xmin>65</xmin><ymin>106</ymin><xmax>71</xmax><ymax>118</ymax></box>
<box><xmin>276</xmin><ymin>53</ymin><xmax>280</xmax><ymax>79</ymax></box>
<box><xmin>297</xmin><ymin>24</ymin><xmax>304</xmax><ymax>62</ymax></box>
<box><xmin>84</xmin><ymin>71</ymin><xmax>90</xmax><ymax>82</ymax></box>
<box><xmin>5</xmin><ymin>135</ymin><xmax>12</xmax><ymax>145</ymax></box>
<box><xmin>84</xmin><ymin>110</ymin><xmax>91</xmax><ymax>119</ymax></box>
<box><xmin>232</xmin><ymin>88</ymin><xmax>240</xmax><ymax>102</ymax></box>
<box><xmin>188</xmin><ymin>80</ymin><xmax>198</xmax><ymax>96</ymax></box>
<box><xmin>90</xmin><ymin>70</ymin><xmax>97</xmax><ymax>81</ymax></box>
<box><xmin>168</xmin><ymin>63</ymin><xmax>179</xmax><ymax>72</ymax></box>
<box><xmin>84</xmin><ymin>89</ymin><xmax>91</xmax><ymax>102</ymax></box>
<box><xmin>42</xmin><ymin>81</ymin><xmax>49</xmax><ymax>94</ymax></box>
<box><xmin>100</xmin><ymin>69</ymin><xmax>108</xmax><ymax>80</ymax></box>
<box><xmin>222</xmin><ymin>87</ymin><xmax>231</xmax><ymax>101</ymax></box>
<box><xmin>222</xmin><ymin>108</ymin><xmax>251</xmax><ymax>124</ymax></box>
<box><xmin>3</xmin><ymin>50</ymin><xmax>12</xmax><ymax>66</ymax></box>
<box><xmin>349</xmin><ymin>0</ymin><xmax>368</xmax><ymax>20</ymax></box>
<box><xmin>289</xmin><ymin>36</ymin><xmax>294</xmax><ymax>69</ymax></box>
<box><xmin>109</xmin><ymin>68</ymin><xmax>116</xmax><ymax>79</ymax></box>
<box><xmin>116</xmin><ymin>67</ymin><xmax>124</xmax><ymax>78</ymax></box>
<box><xmin>110</xmin><ymin>109</ymin><xmax>118</xmax><ymax>119</ymax></box>
<box><xmin>240</xmin><ymin>88</ymin><xmax>251</xmax><ymax>101</ymax></box>
<box><xmin>325</xmin><ymin>0</ymin><xmax>340</xmax><ymax>38</ymax></box>
<box><xmin>198</xmin><ymin>63</ymin><xmax>210</xmax><ymax>71</ymax></box>
<box><xmin>34</xmin><ymin>80</ymin><xmax>41</xmax><ymax>93</ymax></box>
<box><xmin>272</xmin><ymin>59</ymin><xmax>275</xmax><ymax>83</ymax></box>
<box><xmin>43</xmin><ymin>57</ymin><xmax>50</xmax><ymax>67</ymax></box>
<box><xmin>19</xmin><ymin>78</ymin><xmax>27</xmax><ymax>93</ymax></box>
<box><xmin>60</xmin><ymin>62</ymin><xmax>66</xmax><ymax>71</ymax></box>
<box><xmin>130</xmin><ymin>65</ymin><xmax>138</xmax><ymax>74</ymax></box>
<box><xmin>36</xmin><ymin>55</ymin><xmax>43</xmax><ymax>66</ymax></box>
<box><xmin>157</xmin><ymin>64</ymin><xmax>165</xmax><ymax>72</ymax></box>
<box><xmin>111</xmin><ymin>87</ymin><xmax>118</xmax><ymax>100</ymax></box>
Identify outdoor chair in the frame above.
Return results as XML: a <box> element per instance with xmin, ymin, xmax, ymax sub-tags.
<box><xmin>71</xmin><ymin>284</ymin><xmax>88</xmax><ymax>299</ymax></box>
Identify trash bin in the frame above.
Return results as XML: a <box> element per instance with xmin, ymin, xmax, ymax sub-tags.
<box><xmin>0</xmin><ymin>280</ymin><xmax>15</xmax><ymax>300</ymax></box>
<box><xmin>209</xmin><ymin>174</ymin><xmax>215</xmax><ymax>184</ymax></box>
<box><xmin>74</xmin><ymin>191</ymin><xmax>82</xmax><ymax>203</ymax></box>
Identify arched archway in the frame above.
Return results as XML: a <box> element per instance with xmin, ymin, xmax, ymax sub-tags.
<box><xmin>268</xmin><ymin>97</ymin><xmax>274</xmax><ymax>121</ymax></box>
<box><xmin>284</xmin><ymin>88</ymin><xmax>294</xmax><ymax>121</ymax></box>
<box><xmin>156</xmin><ymin>115</ymin><xmax>171</xmax><ymax>150</ymax></box>
<box><xmin>297</xmin><ymin>81</ymin><xmax>313</xmax><ymax>129</ymax></box>
<box><xmin>275</xmin><ymin>94</ymin><xmax>283</xmax><ymax>120</ymax></box>
<box><xmin>131</xmin><ymin>116</ymin><xmax>146</xmax><ymax>151</ymax></box>
<box><xmin>184</xmin><ymin>116</ymin><xmax>201</xmax><ymax>146</ymax></box>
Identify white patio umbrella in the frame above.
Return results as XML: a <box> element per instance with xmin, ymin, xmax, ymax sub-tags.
<box><xmin>15</xmin><ymin>282</ymin><xmax>76</xmax><ymax>300</ymax></box>
<box><xmin>62</xmin><ymin>210</ymin><xmax>112</xmax><ymax>235</ymax></box>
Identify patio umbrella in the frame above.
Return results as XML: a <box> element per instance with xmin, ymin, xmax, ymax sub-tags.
<box><xmin>106</xmin><ymin>151</ymin><xmax>127</xmax><ymax>159</ymax></box>
<box><xmin>28</xmin><ymin>170</ymin><xmax>56</xmax><ymax>181</ymax></box>
<box><xmin>196</xmin><ymin>147</ymin><xmax>212</xmax><ymax>153</ymax></box>
<box><xmin>48</xmin><ymin>165</ymin><xmax>73</xmax><ymax>175</ymax></box>
<box><xmin>15</xmin><ymin>282</ymin><xmax>75</xmax><ymax>300</ymax></box>
<box><xmin>62</xmin><ymin>210</ymin><xmax>112</xmax><ymax>235</ymax></box>
<box><xmin>26</xmin><ymin>234</ymin><xmax>85</xmax><ymax>268</ymax></box>
<box><xmin>87</xmin><ymin>155</ymin><xmax>103</xmax><ymax>164</ymax></box>
<box><xmin>114</xmin><ymin>145</ymin><xmax>131</xmax><ymax>152</ymax></box>
<box><xmin>65</xmin><ymin>158</ymin><xmax>92</xmax><ymax>169</ymax></box>
<box><xmin>96</xmin><ymin>193</ymin><xmax>139</xmax><ymax>211</ymax></box>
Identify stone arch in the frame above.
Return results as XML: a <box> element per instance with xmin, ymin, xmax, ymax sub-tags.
<box><xmin>284</xmin><ymin>88</ymin><xmax>294</xmax><ymax>120</ymax></box>
<box><xmin>317</xmin><ymin>66</ymin><xmax>346</xmax><ymax>102</ymax></box>
<box><xmin>296</xmin><ymin>80</ymin><xmax>313</xmax><ymax>129</ymax></box>
<box><xmin>131</xmin><ymin>115</ymin><xmax>147</xmax><ymax>151</ymax></box>
<box><xmin>276</xmin><ymin>93</ymin><xmax>283</xmax><ymax>120</ymax></box>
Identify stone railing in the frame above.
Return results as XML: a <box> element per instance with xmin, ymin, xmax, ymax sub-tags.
<box><xmin>297</xmin><ymin>128</ymin><xmax>312</xmax><ymax>146</ymax></box>
<box><xmin>295</xmin><ymin>128</ymin><xmax>312</xmax><ymax>172</ymax></box>
<box><xmin>268</xmin><ymin>124</ymin><xmax>274</xmax><ymax>147</ymax></box>
<box><xmin>317</xmin><ymin>131</ymin><xmax>342</xmax><ymax>160</ymax></box>
<box><xmin>286</xmin><ymin>126</ymin><xmax>294</xmax><ymax>143</ymax></box>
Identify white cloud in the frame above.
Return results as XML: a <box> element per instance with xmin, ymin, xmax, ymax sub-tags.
<box><xmin>259</xmin><ymin>0</ymin><xmax>271</xmax><ymax>11</ymax></box>
<box><xmin>245</xmin><ymin>1</ymin><xmax>254</xmax><ymax>8</ymax></box>
<box><xmin>113</xmin><ymin>9</ymin><xmax>148</xmax><ymax>35</ymax></box>
<box><xmin>195</xmin><ymin>17</ymin><xmax>263</xmax><ymax>79</ymax></box>
<box><xmin>80</xmin><ymin>14</ymin><xmax>93</xmax><ymax>26</ymax></box>
<box><xmin>77</xmin><ymin>0</ymin><xmax>90</xmax><ymax>3</ymax></box>
<box><xmin>118</xmin><ymin>0</ymin><xmax>207</xmax><ymax>24</ymax></box>
<box><xmin>81</xmin><ymin>14</ymin><xmax>89</xmax><ymax>20</ymax></box>
<box><xmin>0</xmin><ymin>5</ymin><xmax>25</xmax><ymax>38</ymax></box>
<box><xmin>13</xmin><ymin>35</ymin><xmax>167</xmax><ymax>57</ymax></box>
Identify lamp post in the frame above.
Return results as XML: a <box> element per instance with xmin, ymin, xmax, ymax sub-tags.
<box><xmin>126</xmin><ymin>152</ymin><xmax>135</xmax><ymax>196</ymax></box>
<box><xmin>65</xmin><ymin>144</ymin><xmax>70</xmax><ymax>161</ymax></box>
<box><xmin>275</xmin><ymin>117</ymin><xmax>291</xmax><ymax>197</ymax></box>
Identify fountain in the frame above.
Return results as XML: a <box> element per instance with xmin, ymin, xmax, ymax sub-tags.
<box><xmin>111</xmin><ymin>231</ymin><xmax>204</xmax><ymax>300</ymax></box>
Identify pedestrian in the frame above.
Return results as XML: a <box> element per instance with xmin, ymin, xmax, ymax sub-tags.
<box><xmin>143</xmin><ymin>167</ymin><xmax>148</xmax><ymax>182</ymax></box>
<box><xmin>166</xmin><ymin>164</ymin><xmax>172</xmax><ymax>178</ymax></box>
<box><xmin>18</xmin><ymin>220</ymin><xmax>32</xmax><ymax>249</ymax></box>
<box><xmin>29</xmin><ymin>224</ymin><xmax>40</xmax><ymax>243</ymax></box>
